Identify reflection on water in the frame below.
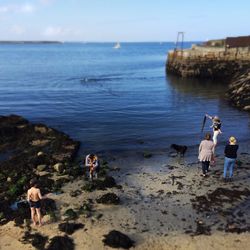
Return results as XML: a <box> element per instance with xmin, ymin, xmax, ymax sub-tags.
<box><xmin>0</xmin><ymin>43</ymin><xmax>249</xmax><ymax>153</ymax></box>
<box><xmin>167</xmin><ymin>74</ymin><xmax>228</xmax><ymax>99</ymax></box>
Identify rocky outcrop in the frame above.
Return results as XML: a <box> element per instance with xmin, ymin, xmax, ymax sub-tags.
<box><xmin>227</xmin><ymin>70</ymin><xmax>250</xmax><ymax>111</ymax></box>
<box><xmin>0</xmin><ymin>115</ymin><xmax>80</xmax><ymax>224</ymax></box>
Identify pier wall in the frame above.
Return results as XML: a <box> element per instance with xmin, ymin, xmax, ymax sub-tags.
<box><xmin>166</xmin><ymin>46</ymin><xmax>250</xmax><ymax>111</ymax></box>
<box><xmin>166</xmin><ymin>46</ymin><xmax>250</xmax><ymax>78</ymax></box>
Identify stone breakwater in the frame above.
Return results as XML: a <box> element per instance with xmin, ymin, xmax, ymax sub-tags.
<box><xmin>226</xmin><ymin>69</ymin><xmax>250</xmax><ymax>111</ymax></box>
<box><xmin>166</xmin><ymin>46</ymin><xmax>250</xmax><ymax>111</ymax></box>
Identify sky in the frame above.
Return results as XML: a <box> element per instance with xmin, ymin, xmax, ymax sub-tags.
<box><xmin>0</xmin><ymin>0</ymin><xmax>249</xmax><ymax>42</ymax></box>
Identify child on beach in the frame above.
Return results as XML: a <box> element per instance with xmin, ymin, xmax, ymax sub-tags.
<box><xmin>27</xmin><ymin>179</ymin><xmax>43</xmax><ymax>226</ymax></box>
<box><xmin>85</xmin><ymin>154</ymin><xmax>99</xmax><ymax>180</ymax></box>
<box><xmin>205</xmin><ymin>114</ymin><xmax>222</xmax><ymax>146</ymax></box>
<box><xmin>223</xmin><ymin>136</ymin><xmax>239</xmax><ymax>181</ymax></box>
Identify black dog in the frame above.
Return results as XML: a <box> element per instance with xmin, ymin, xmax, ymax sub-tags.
<box><xmin>170</xmin><ymin>144</ymin><xmax>187</xmax><ymax>156</ymax></box>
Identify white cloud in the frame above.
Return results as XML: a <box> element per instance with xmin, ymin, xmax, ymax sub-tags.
<box><xmin>20</xmin><ymin>3</ymin><xmax>35</xmax><ymax>13</ymax></box>
<box><xmin>10</xmin><ymin>25</ymin><xmax>25</xmax><ymax>35</ymax></box>
<box><xmin>43</xmin><ymin>26</ymin><xmax>67</xmax><ymax>37</ymax></box>
<box><xmin>39</xmin><ymin>0</ymin><xmax>56</xmax><ymax>5</ymax></box>
<box><xmin>0</xmin><ymin>6</ymin><xmax>9</xmax><ymax>13</ymax></box>
<box><xmin>0</xmin><ymin>3</ymin><xmax>35</xmax><ymax>14</ymax></box>
<box><xmin>42</xmin><ymin>26</ymin><xmax>82</xmax><ymax>38</ymax></box>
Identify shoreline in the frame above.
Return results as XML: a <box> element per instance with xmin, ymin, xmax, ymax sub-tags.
<box><xmin>1</xmin><ymin>115</ymin><xmax>250</xmax><ymax>249</ymax></box>
<box><xmin>1</xmin><ymin>148</ymin><xmax>250</xmax><ymax>249</ymax></box>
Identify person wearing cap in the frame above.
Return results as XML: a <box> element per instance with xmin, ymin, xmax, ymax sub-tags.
<box><xmin>205</xmin><ymin>114</ymin><xmax>222</xmax><ymax>146</ymax></box>
<box><xmin>223</xmin><ymin>136</ymin><xmax>239</xmax><ymax>181</ymax></box>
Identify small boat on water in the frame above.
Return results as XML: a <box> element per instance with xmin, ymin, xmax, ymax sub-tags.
<box><xmin>113</xmin><ymin>42</ymin><xmax>121</xmax><ymax>49</ymax></box>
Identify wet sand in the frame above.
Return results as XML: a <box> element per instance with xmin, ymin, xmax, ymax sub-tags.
<box><xmin>1</xmin><ymin>144</ymin><xmax>250</xmax><ymax>249</ymax></box>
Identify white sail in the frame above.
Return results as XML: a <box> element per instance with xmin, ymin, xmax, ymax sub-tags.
<box><xmin>113</xmin><ymin>42</ymin><xmax>121</xmax><ymax>49</ymax></box>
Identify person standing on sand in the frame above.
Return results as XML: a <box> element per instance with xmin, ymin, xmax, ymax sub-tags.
<box><xmin>223</xmin><ymin>136</ymin><xmax>239</xmax><ymax>182</ymax></box>
<box><xmin>27</xmin><ymin>179</ymin><xmax>43</xmax><ymax>226</ymax></box>
<box><xmin>85</xmin><ymin>154</ymin><xmax>99</xmax><ymax>180</ymax></box>
<box><xmin>205</xmin><ymin>114</ymin><xmax>222</xmax><ymax>146</ymax></box>
<box><xmin>198</xmin><ymin>133</ymin><xmax>215</xmax><ymax>177</ymax></box>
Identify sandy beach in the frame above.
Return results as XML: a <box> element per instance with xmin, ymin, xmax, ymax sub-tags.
<box><xmin>1</xmin><ymin>141</ymin><xmax>250</xmax><ymax>250</ymax></box>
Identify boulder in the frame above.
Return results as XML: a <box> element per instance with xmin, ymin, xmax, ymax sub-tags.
<box><xmin>53</xmin><ymin>163</ymin><xmax>64</xmax><ymax>173</ymax></box>
<box><xmin>103</xmin><ymin>230</ymin><xmax>134</xmax><ymax>249</ymax></box>
<box><xmin>37</xmin><ymin>151</ymin><xmax>44</xmax><ymax>157</ymax></box>
<box><xmin>96</xmin><ymin>193</ymin><xmax>120</xmax><ymax>205</ymax></box>
<box><xmin>34</xmin><ymin>126</ymin><xmax>48</xmax><ymax>134</ymax></box>
<box><xmin>37</xmin><ymin>165</ymin><xmax>47</xmax><ymax>172</ymax></box>
<box><xmin>46</xmin><ymin>235</ymin><xmax>74</xmax><ymax>250</ymax></box>
<box><xmin>58</xmin><ymin>222</ymin><xmax>84</xmax><ymax>235</ymax></box>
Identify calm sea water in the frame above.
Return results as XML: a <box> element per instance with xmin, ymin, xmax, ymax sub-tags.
<box><xmin>0</xmin><ymin>42</ymin><xmax>249</xmax><ymax>153</ymax></box>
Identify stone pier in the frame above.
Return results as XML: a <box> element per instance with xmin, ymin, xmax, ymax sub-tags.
<box><xmin>166</xmin><ymin>44</ymin><xmax>250</xmax><ymax>111</ymax></box>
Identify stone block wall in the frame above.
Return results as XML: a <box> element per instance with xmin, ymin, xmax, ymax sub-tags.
<box><xmin>166</xmin><ymin>46</ymin><xmax>250</xmax><ymax>112</ymax></box>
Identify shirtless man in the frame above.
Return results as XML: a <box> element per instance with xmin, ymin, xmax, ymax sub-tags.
<box><xmin>27</xmin><ymin>179</ymin><xmax>43</xmax><ymax>226</ymax></box>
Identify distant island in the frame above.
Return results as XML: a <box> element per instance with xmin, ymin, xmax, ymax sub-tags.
<box><xmin>0</xmin><ymin>41</ymin><xmax>63</xmax><ymax>44</ymax></box>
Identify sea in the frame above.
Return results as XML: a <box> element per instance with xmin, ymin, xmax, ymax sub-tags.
<box><xmin>0</xmin><ymin>42</ymin><xmax>249</xmax><ymax>154</ymax></box>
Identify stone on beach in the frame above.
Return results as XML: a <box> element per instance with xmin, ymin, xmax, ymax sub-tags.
<box><xmin>46</xmin><ymin>235</ymin><xmax>75</xmax><ymax>250</ymax></box>
<box><xmin>58</xmin><ymin>222</ymin><xmax>84</xmax><ymax>235</ymax></box>
<box><xmin>96</xmin><ymin>193</ymin><xmax>120</xmax><ymax>205</ymax></box>
<box><xmin>53</xmin><ymin>163</ymin><xmax>64</xmax><ymax>173</ymax></box>
<box><xmin>103</xmin><ymin>230</ymin><xmax>135</xmax><ymax>249</ymax></box>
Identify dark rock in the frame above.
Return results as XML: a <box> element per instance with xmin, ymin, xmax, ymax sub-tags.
<box><xmin>46</xmin><ymin>235</ymin><xmax>75</xmax><ymax>250</ymax></box>
<box><xmin>193</xmin><ymin>220</ymin><xmax>211</xmax><ymax>235</ymax></box>
<box><xmin>99</xmin><ymin>176</ymin><xmax>116</xmax><ymax>189</ymax></box>
<box><xmin>41</xmin><ymin>198</ymin><xmax>57</xmax><ymax>215</ymax></box>
<box><xmin>22</xmin><ymin>231</ymin><xmax>48</xmax><ymax>250</ymax></box>
<box><xmin>64</xmin><ymin>209</ymin><xmax>78</xmax><ymax>220</ymax></box>
<box><xmin>103</xmin><ymin>230</ymin><xmax>134</xmax><ymax>249</ymax></box>
<box><xmin>0</xmin><ymin>115</ymin><xmax>79</xmax><ymax>225</ymax></box>
<box><xmin>78</xmin><ymin>201</ymin><xmax>92</xmax><ymax>214</ymax></box>
<box><xmin>82</xmin><ymin>176</ymin><xmax>117</xmax><ymax>192</ymax></box>
<box><xmin>13</xmin><ymin>201</ymin><xmax>30</xmax><ymax>226</ymax></box>
<box><xmin>225</xmin><ymin>223</ymin><xmax>250</xmax><ymax>233</ymax></box>
<box><xmin>96</xmin><ymin>193</ymin><xmax>120</xmax><ymax>205</ymax></box>
<box><xmin>143</xmin><ymin>152</ymin><xmax>152</xmax><ymax>158</ymax></box>
<box><xmin>70</xmin><ymin>190</ymin><xmax>82</xmax><ymax>197</ymax></box>
<box><xmin>58</xmin><ymin>222</ymin><xmax>84</xmax><ymax>235</ymax></box>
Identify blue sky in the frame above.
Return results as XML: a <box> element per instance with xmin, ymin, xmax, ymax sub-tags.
<box><xmin>0</xmin><ymin>0</ymin><xmax>249</xmax><ymax>41</ymax></box>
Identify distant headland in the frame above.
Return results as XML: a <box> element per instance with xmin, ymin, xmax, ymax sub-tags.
<box><xmin>0</xmin><ymin>41</ymin><xmax>63</xmax><ymax>44</ymax></box>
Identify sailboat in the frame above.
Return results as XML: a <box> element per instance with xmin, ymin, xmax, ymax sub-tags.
<box><xmin>113</xmin><ymin>42</ymin><xmax>121</xmax><ymax>49</ymax></box>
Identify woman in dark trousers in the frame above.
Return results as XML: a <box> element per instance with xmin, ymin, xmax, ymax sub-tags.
<box><xmin>198</xmin><ymin>133</ymin><xmax>215</xmax><ymax>177</ymax></box>
<box><xmin>223</xmin><ymin>136</ymin><xmax>238</xmax><ymax>181</ymax></box>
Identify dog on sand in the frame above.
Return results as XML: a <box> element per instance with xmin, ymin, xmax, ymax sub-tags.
<box><xmin>170</xmin><ymin>144</ymin><xmax>187</xmax><ymax>156</ymax></box>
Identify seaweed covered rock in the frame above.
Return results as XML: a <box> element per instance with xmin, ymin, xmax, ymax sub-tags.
<box><xmin>58</xmin><ymin>222</ymin><xmax>84</xmax><ymax>235</ymax></box>
<box><xmin>46</xmin><ymin>235</ymin><xmax>75</xmax><ymax>250</ymax></box>
<box><xmin>82</xmin><ymin>176</ymin><xmax>117</xmax><ymax>192</ymax></box>
<box><xmin>64</xmin><ymin>208</ymin><xmax>78</xmax><ymax>220</ymax></box>
<box><xmin>103</xmin><ymin>230</ymin><xmax>134</xmax><ymax>249</ymax></box>
<box><xmin>22</xmin><ymin>231</ymin><xmax>48</xmax><ymax>250</ymax></box>
<box><xmin>0</xmin><ymin>115</ymin><xmax>80</xmax><ymax>224</ymax></box>
<box><xmin>96</xmin><ymin>193</ymin><xmax>120</xmax><ymax>205</ymax></box>
<box><xmin>41</xmin><ymin>198</ymin><xmax>57</xmax><ymax>214</ymax></box>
